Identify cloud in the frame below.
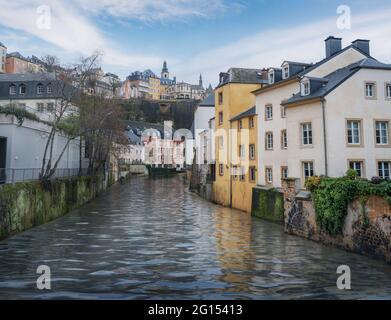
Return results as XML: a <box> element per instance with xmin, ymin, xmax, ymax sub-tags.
<box><xmin>72</xmin><ymin>0</ymin><xmax>243</xmax><ymax>22</ymax></box>
<box><xmin>175</xmin><ymin>8</ymin><xmax>391</xmax><ymax>86</ymax></box>
<box><xmin>0</xmin><ymin>0</ymin><xmax>166</xmax><ymax>71</ymax></box>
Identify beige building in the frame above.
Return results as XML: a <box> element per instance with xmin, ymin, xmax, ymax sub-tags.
<box><xmin>255</xmin><ymin>36</ymin><xmax>391</xmax><ymax>188</ymax></box>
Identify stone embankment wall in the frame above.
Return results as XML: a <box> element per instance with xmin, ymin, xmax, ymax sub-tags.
<box><xmin>189</xmin><ymin>163</ymin><xmax>214</xmax><ymax>202</ymax></box>
<box><xmin>251</xmin><ymin>186</ymin><xmax>284</xmax><ymax>222</ymax></box>
<box><xmin>0</xmin><ymin>175</ymin><xmax>110</xmax><ymax>240</ymax></box>
<box><xmin>282</xmin><ymin>179</ymin><xmax>391</xmax><ymax>264</ymax></box>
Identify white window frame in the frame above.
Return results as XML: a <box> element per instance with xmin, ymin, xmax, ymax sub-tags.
<box><xmin>9</xmin><ymin>84</ymin><xmax>16</xmax><ymax>95</ymax></box>
<box><xmin>375</xmin><ymin>121</ymin><xmax>389</xmax><ymax>146</ymax></box>
<box><xmin>265</xmin><ymin>132</ymin><xmax>273</xmax><ymax>150</ymax></box>
<box><xmin>37</xmin><ymin>84</ymin><xmax>44</xmax><ymax>95</ymax></box>
<box><xmin>386</xmin><ymin>83</ymin><xmax>391</xmax><ymax>100</ymax></box>
<box><xmin>268</xmin><ymin>70</ymin><xmax>275</xmax><ymax>84</ymax></box>
<box><xmin>346</xmin><ymin>120</ymin><xmax>362</xmax><ymax>145</ymax></box>
<box><xmin>265</xmin><ymin>105</ymin><xmax>273</xmax><ymax>121</ymax></box>
<box><xmin>281</xmin><ymin>129</ymin><xmax>288</xmax><ymax>149</ymax></box>
<box><xmin>365</xmin><ymin>82</ymin><xmax>376</xmax><ymax>99</ymax></box>
<box><xmin>239</xmin><ymin>144</ymin><xmax>245</xmax><ymax>160</ymax></box>
<box><xmin>302</xmin><ymin>161</ymin><xmax>314</xmax><ymax>181</ymax></box>
<box><xmin>378</xmin><ymin>161</ymin><xmax>391</xmax><ymax>179</ymax></box>
<box><xmin>301</xmin><ymin>80</ymin><xmax>310</xmax><ymax>96</ymax></box>
<box><xmin>265</xmin><ymin>167</ymin><xmax>273</xmax><ymax>184</ymax></box>
<box><xmin>301</xmin><ymin>123</ymin><xmax>313</xmax><ymax>146</ymax></box>
<box><xmin>349</xmin><ymin>160</ymin><xmax>364</xmax><ymax>178</ymax></box>
<box><xmin>249</xmin><ymin>144</ymin><xmax>255</xmax><ymax>160</ymax></box>
<box><xmin>19</xmin><ymin>84</ymin><xmax>26</xmax><ymax>95</ymax></box>
<box><xmin>282</xmin><ymin>64</ymin><xmax>289</xmax><ymax>79</ymax></box>
<box><xmin>249</xmin><ymin>166</ymin><xmax>256</xmax><ymax>182</ymax></box>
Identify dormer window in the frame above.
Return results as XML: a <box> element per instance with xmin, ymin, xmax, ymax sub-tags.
<box><xmin>301</xmin><ymin>80</ymin><xmax>310</xmax><ymax>96</ymax></box>
<box><xmin>282</xmin><ymin>63</ymin><xmax>289</xmax><ymax>79</ymax></box>
<box><xmin>268</xmin><ymin>70</ymin><xmax>275</xmax><ymax>84</ymax></box>
<box><xmin>47</xmin><ymin>83</ymin><xmax>53</xmax><ymax>94</ymax></box>
<box><xmin>19</xmin><ymin>84</ymin><xmax>26</xmax><ymax>95</ymax></box>
<box><xmin>37</xmin><ymin>83</ymin><xmax>44</xmax><ymax>95</ymax></box>
<box><xmin>9</xmin><ymin>84</ymin><xmax>16</xmax><ymax>95</ymax></box>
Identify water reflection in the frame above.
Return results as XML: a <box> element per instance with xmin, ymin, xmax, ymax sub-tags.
<box><xmin>0</xmin><ymin>176</ymin><xmax>390</xmax><ymax>300</ymax></box>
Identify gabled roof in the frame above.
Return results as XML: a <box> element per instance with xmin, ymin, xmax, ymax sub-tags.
<box><xmin>217</xmin><ymin>68</ymin><xmax>266</xmax><ymax>88</ymax></box>
<box><xmin>230</xmin><ymin>106</ymin><xmax>256</xmax><ymax>121</ymax></box>
<box><xmin>282</xmin><ymin>58</ymin><xmax>388</xmax><ymax>106</ymax></box>
<box><xmin>253</xmin><ymin>44</ymin><xmax>375</xmax><ymax>96</ymax></box>
<box><xmin>198</xmin><ymin>93</ymin><xmax>214</xmax><ymax>107</ymax></box>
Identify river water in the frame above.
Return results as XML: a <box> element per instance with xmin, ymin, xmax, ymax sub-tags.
<box><xmin>0</xmin><ymin>176</ymin><xmax>390</xmax><ymax>300</ymax></box>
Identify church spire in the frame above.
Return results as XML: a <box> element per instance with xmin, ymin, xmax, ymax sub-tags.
<box><xmin>199</xmin><ymin>74</ymin><xmax>203</xmax><ymax>88</ymax></box>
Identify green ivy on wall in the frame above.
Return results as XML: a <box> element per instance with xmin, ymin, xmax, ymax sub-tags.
<box><xmin>306</xmin><ymin>171</ymin><xmax>391</xmax><ymax>235</ymax></box>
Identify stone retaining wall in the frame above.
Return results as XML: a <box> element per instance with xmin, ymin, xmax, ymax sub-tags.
<box><xmin>0</xmin><ymin>175</ymin><xmax>109</xmax><ymax>240</ymax></box>
<box><xmin>282</xmin><ymin>179</ymin><xmax>391</xmax><ymax>264</ymax></box>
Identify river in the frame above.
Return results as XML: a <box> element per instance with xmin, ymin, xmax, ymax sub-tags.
<box><xmin>0</xmin><ymin>175</ymin><xmax>390</xmax><ymax>299</ymax></box>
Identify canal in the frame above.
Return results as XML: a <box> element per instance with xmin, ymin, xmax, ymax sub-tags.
<box><xmin>0</xmin><ymin>175</ymin><xmax>391</xmax><ymax>299</ymax></box>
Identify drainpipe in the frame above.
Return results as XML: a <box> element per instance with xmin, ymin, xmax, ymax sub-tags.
<box><xmin>321</xmin><ymin>98</ymin><xmax>328</xmax><ymax>176</ymax></box>
<box><xmin>229</xmin><ymin>121</ymin><xmax>233</xmax><ymax>208</ymax></box>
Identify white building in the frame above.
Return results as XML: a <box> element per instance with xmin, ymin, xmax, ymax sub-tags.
<box><xmin>193</xmin><ymin>93</ymin><xmax>215</xmax><ymax>164</ymax></box>
<box><xmin>0</xmin><ymin>73</ymin><xmax>88</xmax><ymax>182</ymax></box>
<box><xmin>255</xmin><ymin>36</ymin><xmax>391</xmax><ymax>188</ymax></box>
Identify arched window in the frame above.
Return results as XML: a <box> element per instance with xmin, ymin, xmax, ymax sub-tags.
<box><xmin>9</xmin><ymin>84</ymin><xmax>16</xmax><ymax>95</ymax></box>
<box><xmin>37</xmin><ymin>83</ymin><xmax>44</xmax><ymax>95</ymax></box>
<box><xmin>47</xmin><ymin>83</ymin><xmax>53</xmax><ymax>94</ymax></box>
<box><xmin>19</xmin><ymin>84</ymin><xmax>26</xmax><ymax>95</ymax></box>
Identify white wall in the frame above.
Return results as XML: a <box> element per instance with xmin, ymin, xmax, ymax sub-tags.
<box><xmin>194</xmin><ymin>106</ymin><xmax>215</xmax><ymax>164</ymax></box>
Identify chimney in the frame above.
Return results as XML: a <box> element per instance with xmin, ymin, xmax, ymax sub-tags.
<box><xmin>325</xmin><ymin>36</ymin><xmax>342</xmax><ymax>58</ymax></box>
<box><xmin>352</xmin><ymin>39</ymin><xmax>370</xmax><ymax>56</ymax></box>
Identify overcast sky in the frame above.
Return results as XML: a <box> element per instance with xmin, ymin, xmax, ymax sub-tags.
<box><xmin>1</xmin><ymin>0</ymin><xmax>391</xmax><ymax>86</ymax></box>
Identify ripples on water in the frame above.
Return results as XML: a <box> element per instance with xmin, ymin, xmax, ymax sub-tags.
<box><xmin>0</xmin><ymin>175</ymin><xmax>391</xmax><ymax>300</ymax></box>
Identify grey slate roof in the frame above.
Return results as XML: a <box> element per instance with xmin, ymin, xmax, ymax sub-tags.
<box><xmin>217</xmin><ymin>68</ymin><xmax>267</xmax><ymax>88</ymax></box>
<box><xmin>282</xmin><ymin>58</ymin><xmax>389</xmax><ymax>106</ymax></box>
<box><xmin>253</xmin><ymin>44</ymin><xmax>376</xmax><ymax>95</ymax></box>
<box><xmin>230</xmin><ymin>106</ymin><xmax>256</xmax><ymax>121</ymax></box>
<box><xmin>198</xmin><ymin>93</ymin><xmax>214</xmax><ymax>107</ymax></box>
<box><xmin>0</xmin><ymin>73</ymin><xmax>57</xmax><ymax>82</ymax></box>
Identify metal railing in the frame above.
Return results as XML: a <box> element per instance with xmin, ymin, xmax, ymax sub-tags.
<box><xmin>0</xmin><ymin>168</ymin><xmax>89</xmax><ymax>184</ymax></box>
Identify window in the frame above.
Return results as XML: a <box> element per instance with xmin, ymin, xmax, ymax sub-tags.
<box><xmin>9</xmin><ymin>84</ymin><xmax>16</xmax><ymax>95</ymax></box>
<box><xmin>265</xmin><ymin>167</ymin><xmax>273</xmax><ymax>184</ymax></box>
<box><xmin>303</xmin><ymin>162</ymin><xmax>314</xmax><ymax>180</ymax></box>
<box><xmin>37</xmin><ymin>103</ymin><xmax>45</xmax><ymax>112</ymax></box>
<box><xmin>240</xmin><ymin>167</ymin><xmax>246</xmax><ymax>181</ymax></box>
<box><xmin>386</xmin><ymin>83</ymin><xmax>391</xmax><ymax>99</ymax></box>
<box><xmin>349</xmin><ymin>161</ymin><xmax>364</xmax><ymax>178</ymax></box>
<box><xmin>265</xmin><ymin>132</ymin><xmax>273</xmax><ymax>150</ymax></box>
<box><xmin>283</xmin><ymin>65</ymin><xmax>289</xmax><ymax>79</ymax></box>
<box><xmin>239</xmin><ymin>144</ymin><xmax>245</xmax><ymax>160</ymax></box>
<box><xmin>268</xmin><ymin>71</ymin><xmax>274</xmax><ymax>84</ymax></box>
<box><xmin>219</xmin><ymin>164</ymin><xmax>224</xmax><ymax>176</ymax></box>
<box><xmin>239</xmin><ymin>120</ymin><xmax>243</xmax><ymax>130</ymax></box>
<box><xmin>265</xmin><ymin>105</ymin><xmax>273</xmax><ymax>120</ymax></box>
<box><xmin>47</xmin><ymin>103</ymin><xmax>55</xmax><ymax>112</ymax></box>
<box><xmin>19</xmin><ymin>84</ymin><xmax>26</xmax><ymax>95</ymax></box>
<box><xmin>378</xmin><ymin>161</ymin><xmax>390</xmax><ymax>179</ymax></box>
<box><xmin>249</xmin><ymin>117</ymin><xmax>254</xmax><ymax>128</ymax></box>
<box><xmin>301</xmin><ymin>123</ymin><xmax>312</xmax><ymax>145</ymax></box>
<box><xmin>281</xmin><ymin>106</ymin><xmax>286</xmax><ymax>118</ymax></box>
<box><xmin>281</xmin><ymin>130</ymin><xmax>288</xmax><ymax>149</ymax></box>
<box><xmin>281</xmin><ymin>167</ymin><xmax>288</xmax><ymax>179</ymax></box>
<box><xmin>376</xmin><ymin>121</ymin><xmax>389</xmax><ymax>145</ymax></box>
<box><xmin>249</xmin><ymin>144</ymin><xmax>255</xmax><ymax>160</ymax></box>
<box><xmin>218</xmin><ymin>92</ymin><xmax>223</xmax><ymax>105</ymax></box>
<box><xmin>347</xmin><ymin>120</ymin><xmax>361</xmax><ymax>145</ymax></box>
<box><xmin>37</xmin><ymin>83</ymin><xmax>44</xmax><ymax>95</ymax></box>
<box><xmin>249</xmin><ymin>167</ymin><xmax>256</xmax><ymax>182</ymax></box>
<box><xmin>47</xmin><ymin>83</ymin><xmax>53</xmax><ymax>94</ymax></box>
<box><xmin>301</xmin><ymin>80</ymin><xmax>310</xmax><ymax>96</ymax></box>
<box><xmin>232</xmin><ymin>166</ymin><xmax>238</xmax><ymax>180</ymax></box>
<box><xmin>365</xmin><ymin>82</ymin><xmax>376</xmax><ymax>98</ymax></box>
<box><xmin>218</xmin><ymin>112</ymin><xmax>223</xmax><ymax>125</ymax></box>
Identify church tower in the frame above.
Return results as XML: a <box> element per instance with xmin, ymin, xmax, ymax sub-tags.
<box><xmin>161</xmin><ymin>61</ymin><xmax>169</xmax><ymax>79</ymax></box>
<box><xmin>199</xmin><ymin>74</ymin><xmax>203</xmax><ymax>88</ymax></box>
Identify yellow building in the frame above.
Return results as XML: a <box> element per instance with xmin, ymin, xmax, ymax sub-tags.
<box><xmin>149</xmin><ymin>76</ymin><xmax>161</xmax><ymax>100</ymax></box>
<box><xmin>230</xmin><ymin>106</ymin><xmax>258</xmax><ymax>213</ymax></box>
<box><xmin>214</xmin><ymin>68</ymin><xmax>266</xmax><ymax>212</ymax></box>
